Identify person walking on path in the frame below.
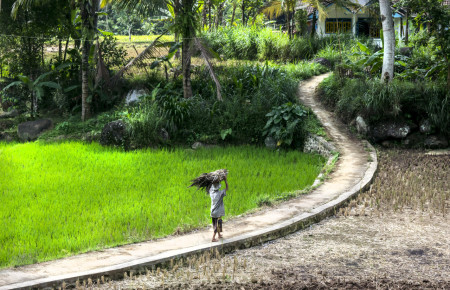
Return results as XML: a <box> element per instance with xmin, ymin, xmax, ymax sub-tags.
<box><xmin>209</xmin><ymin>176</ymin><xmax>228</xmax><ymax>242</ymax></box>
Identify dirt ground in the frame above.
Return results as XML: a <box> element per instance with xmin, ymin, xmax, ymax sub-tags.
<box><xmin>89</xmin><ymin>149</ymin><xmax>450</xmax><ymax>289</ymax></box>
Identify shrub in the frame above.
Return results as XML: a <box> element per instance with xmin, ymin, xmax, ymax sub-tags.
<box><xmin>319</xmin><ymin>73</ymin><xmax>450</xmax><ymax>137</ymax></box>
<box><xmin>263</xmin><ymin>102</ymin><xmax>308</xmax><ymax>149</ymax></box>
<box><xmin>125</xmin><ymin>101</ymin><xmax>165</xmax><ymax>148</ymax></box>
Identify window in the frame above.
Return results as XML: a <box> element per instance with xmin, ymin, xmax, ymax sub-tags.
<box><xmin>325</xmin><ymin>18</ymin><xmax>352</xmax><ymax>34</ymax></box>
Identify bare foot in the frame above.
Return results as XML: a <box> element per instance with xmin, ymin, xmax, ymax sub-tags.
<box><xmin>211</xmin><ymin>238</ymin><xmax>219</xmax><ymax>242</ymax></box>
<box><xmin>218</xmin><ymin>234</ymin><xmax>223</xmax><ymax>239</ymax></box>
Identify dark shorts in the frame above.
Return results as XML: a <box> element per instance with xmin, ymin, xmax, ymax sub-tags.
<box><xmin>212</xmin><ymin>217</ymin><xmax>222</xmax><ymax>233</ymax></box>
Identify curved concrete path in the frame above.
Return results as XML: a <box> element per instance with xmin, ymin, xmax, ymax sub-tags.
<box><xmin>0</xmin><ymin>73</ymin><xmax>376</xmax><ymax>290</ymax></box>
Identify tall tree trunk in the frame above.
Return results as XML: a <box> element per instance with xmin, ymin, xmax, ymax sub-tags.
<box><xmin>182</xmin><ymin>39</ymin><xmax>192</xmax><ymax>99</ymax></box>
<box><xmin>445</xmin><ymin>55</ymin><xmax>450</xmax><ymax>91</ymax></box>
<box><xmin>63</xmin><ymin>38</ymin><xmax>69</xmax><ymax>61</ymax></box>
<box><xmin>58</xmin><ymin>39</ymin><xmax>62</xmax><ymax>62</ymax></box>
<box><xmin>216</xmin><ymin>1</ymin><xmax>225</xmax><ymax>29</ymax></box>
<box><xmin>202</xmin><ymin>0</ymin><xmax>207</xmax><ymax>27</ymax></box>
<box><xmin>81</xmin><ymin>39</ymin><xmax>91</xmax><ymax>121</ymax></box>
<box><xmin>286</xmin><ymin>7</ymin><xmax>291</xmax><ymax>38</ymax></box>
<box><xmin>179</xmin><ymin>0</ymin><xmax>195</xmax><ymax>99</ymax></box>
<box><xmin>208</xmin><ymin>0</ymin><xmax>212</xmax><ymax>30</ymax></box>
<box><xmin>230</xmin><ymin>3</ymin><xmax>236</xmax><ymax>25</ymax></box>
<box><xmin>174</xmin><ymin>32</ymin><xmax>180</xmax><ymax>59</ymax></box>
<box><xmin>128</xmin><ymin>26</ymin><xmax>132</xmax><ymax>42</ymax></box>
<box><xmin>242</xmin><ymin>0</ymin><xmax>246</xmax><ymax>25</ymax></box>
<box><xmin>379</xmin><ymin>0</ymin><xmax>395</xmax><ymax>83</ymax></box>
<box><xmin>311</xmin><ymin>9</ymin><xmax>317</xmax><ymax>37</ymax></box>
<box><xmin>80</xmin><ymin>0</ymin><xmax>99</xmax><ymax>121</ymax></box>
<box><xmin>405</xmin><ymin>9</ymin><xmax>409</xmax><ymax>45</ymax></box>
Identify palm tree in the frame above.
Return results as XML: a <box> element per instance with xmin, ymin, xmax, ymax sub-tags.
<box><xmin>106</xmin><ymin>0</ymin><xmax>221</xmax><ymax>100</ymax></box>
<box><xmin>379</xmin><ymin>0</ymin><xmax>395</xmax><ymax>82</ymax></box>
<box><xmin>12</xmin><ymin>0</ymin><xmax>99</xmax><ymax>121</ymax></box>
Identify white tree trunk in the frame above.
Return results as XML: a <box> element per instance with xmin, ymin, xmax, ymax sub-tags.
<box><xmin>379</xmin><ymin>0</ymin><xmax>395</xmax><ymax>83</ymax></box>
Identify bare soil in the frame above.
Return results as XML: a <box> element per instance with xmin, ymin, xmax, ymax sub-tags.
<box><xmin>92</xmin><ymin>149</ymin><xmax>450</xmax><ymax>289</ymax></box>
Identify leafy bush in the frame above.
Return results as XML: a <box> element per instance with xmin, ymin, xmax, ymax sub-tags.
<box><xmin>319</xmin><ymin>73</ymin><xmax>450</xmax><ymax>137</ymax></box>
<box><xmin>263</xmin><ymin>102</ymin><xmax>307</xmax><ymax>148</ymax></box>
<box><xmin>100</xmin><ymin>35</ymin><xmax>128</xmax><ymax>70</ymax></box>
<box><xmin>185</xmin><ymin>63</ymin><xmax>300</xmax><ymax>144</ymax></box>
<box><xmin>124</xmin><ymin>101</ymin><xmax>165</xmax><ymax>148</ymax></box>
<box><xmin>153</xmin><ymin>83</ymin><xmax>192</xmax><ymax>133</ymax></box>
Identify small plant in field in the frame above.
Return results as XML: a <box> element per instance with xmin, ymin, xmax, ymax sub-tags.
<box><xmin>263</xmin><ymin>102</ymin><xmax>307</xmax><ymax>148</ymax></box>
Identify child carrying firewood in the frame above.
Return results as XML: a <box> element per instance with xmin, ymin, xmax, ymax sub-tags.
<box><xmin>189</xmin><ymin>169</ymin><xmax>229</xmax><ymax>242</ymax></box>
<box><xmin>209</xmin><ymin>176</ymin><xmax>228</xmax><ymax>242</ymax></box>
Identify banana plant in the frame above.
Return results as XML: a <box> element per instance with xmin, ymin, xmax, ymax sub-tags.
<box><xmin>1</xmin><ymin>66</ymin><xmax>68</xmax><ymax>118</ymax></box>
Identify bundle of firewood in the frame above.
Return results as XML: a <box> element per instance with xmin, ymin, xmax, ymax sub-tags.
<box><xmin>189</xmin><ymin>169</ymin><xmax>228</xmax><ymax>192</ymax></box>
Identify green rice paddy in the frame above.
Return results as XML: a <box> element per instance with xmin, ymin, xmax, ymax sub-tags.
<box><xmin>0</xmin><ymin>142</ymin><xmax>325</xmax><ymax>268</ymax></box>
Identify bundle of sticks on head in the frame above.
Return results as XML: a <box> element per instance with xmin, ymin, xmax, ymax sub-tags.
<box><xmin>189</xmin><ymin>169</ymin><xmax>228</xmax><ymax>193</ymax></box>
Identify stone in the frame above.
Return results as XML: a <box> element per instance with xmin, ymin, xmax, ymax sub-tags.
<box><xmin>0</xmin><ymin>119</ymin><xmax>14</xmax><ymax>131</ymax></box>
<box><xmin>191</xmin><ymin>142</ymin><xmax>205</xmax><ymax>150</ymax></box>
<box><xmin>370</xmin><ymin>121</ymin><xmax>411</xmax><ymax>142</ymax></box>
<box><xmin>0</xmin><ymin>132</ymin><xmax>14</xmax><ymax>142</ymax></box>
<box><xmin>0</xmin><ymin>109</ymin><xmax>19</xmax><ymax>119</ymax></box>
<box><xmin>381</xmin><ymin>140</ymin><xmax>395</xmax><ymax>148</ymax></box>
<box><xmin>313</xmin><ymin>58</ymin><xmax>332</xmax><ymax>68</ymax></box>
<box><xmin>424</xmin><ymin>135</ymin><xmax>448</xmax><ymax>149</ymax></box>
<box><xmin>264</xmin><ymin>136</ymin><xmax>277</xmax><ymax>150</ymax></box>
<box><xmin>82</xmin><ymin>132</ymin><xmax>101</xmax><ymax>143</ymax></box>
<box><xmin>355</xmin><ymin>116</ymin><xmax>369</xmax><ymax>136</ymax></box>
<box><xmin>401</xmin><ymin>132</ymin><xmax>426</xmax><ymax>148</ymax></box>
<box><xmin>399</xmin><ymin>47</ymin><xmax>413</xmax><ymax>57</ymax></box>
<box><xmin>303</xmin><ymin>134</ymin><xmax>336</xmax><ymax>157</ymax></box>
<box><xmin>159</xmin><ymin>128</ymin><xmax>170</xmax><ymax>141</ymax></box>
<box><xmin>419</xmin><ymin>119</ymin><xmax>432</xmax><ymax>134</ymax></box>
<box><xmin>17</xmin><ymin>119</ymin><xmax>53</xmax><ymax>141</ymax></box>
<box><xmin>125</xmin><ymin>89</ymin><xmax>148</xmax><ymax>106</ymax></box>
<box><xmin>100</xmin><ymin>120</ymin><xmax>129</xmax><ymax>148</ymax></box>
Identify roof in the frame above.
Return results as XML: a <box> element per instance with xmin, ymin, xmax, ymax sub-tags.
<box><xmin>299</xmin><ymin>0</ymin><xmax>449</xmax><ymax>17</ymax></box>
<box><xmin>298</xmin><ymin>0</ymin><xmax>371</xmax><ymax>16</ymax></box>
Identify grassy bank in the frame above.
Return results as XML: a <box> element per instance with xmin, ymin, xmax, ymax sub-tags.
<box><xmin>0</xmin><ymin>142</ymin><xmax>325</xmax><ymax>268</ymax></box>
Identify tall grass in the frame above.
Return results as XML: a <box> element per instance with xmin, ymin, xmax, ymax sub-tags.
<box><xmin>0</xmin><ymin>142</ymin><xmax>325</xmax><ymax>268</ymax></box>
<box><xmin>202</xmin><ymin>26</ymin><xmax>339</xmax><ymax>62</ymax></box>
<box><xmin>318</xmin><ymin>73</ymin><xmax>450</xmax><ymax>137</ymax></box>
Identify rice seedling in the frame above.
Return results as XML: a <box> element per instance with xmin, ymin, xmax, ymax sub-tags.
<box><xmin>0</xmin><ymin>141</ymin><xmax>324</xmax><ymax>268</ymax></box>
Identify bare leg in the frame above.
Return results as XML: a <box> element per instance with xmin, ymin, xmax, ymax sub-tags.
<box><xmin>212</xmin><ymin>232</ymin><xmax>218</xmax><ymax>242</ymax></box>
<box><xmin>212</xmin><ymin>219</ymin><xmax>218</xmax><ymax>242</ymax></box>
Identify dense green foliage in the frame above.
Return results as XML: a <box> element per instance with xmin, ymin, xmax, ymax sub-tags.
<box><xmin>0</xmin><ymin>142</ymin><xmax>325</xmax><ymax>268</ymax></box>
<box><xmin>263</xmin><ymin>102</ymin><xmax>307</xmax><ymax>148</ymax></box>
<box><xmin>318</xmin><ymin>73</ymin><xmax>450</xmax><ymax>137</ymax></box>
<box><xmin>123</xmin><ymin>61</ymin><xmax>327</xmax><ymax>148</ymax></box>
<box><xmin>202</xmin><ymin>26</ymin><xmax>344</xmax><ymax>62</ymax></box>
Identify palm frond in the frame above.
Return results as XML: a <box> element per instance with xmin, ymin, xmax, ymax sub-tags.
<box><xmin>260</xmin><ymin>1</ymin><xmax>283</xmax><ymax>19</ymax></box>
<box><xmin>95</xmin><ymin>42</ymin><xmax>110</xmax><ymax>88</ymax></box>
<box><xmin>189</xmin><ymin>169</ymin><xmax>228</xmax><ymax>192</ymax></box>
<box><xmin>194</xmin><ymin>37</ymin><xmax>222</xmax><ymax>101</ymax></box>
<box><xmin>111</xmin><ymin>33</ymin><xmax>165</xmax><ymax>85</ymax></box>
<box><xmin>301</xmin><ymin>0</ymin><xmax>328</xmax><ymax>21</ymax></box>
<box><xmin>113</xmin><ymin>0</ymin><xmax>167</xmax><ymax>17</ymax></box>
